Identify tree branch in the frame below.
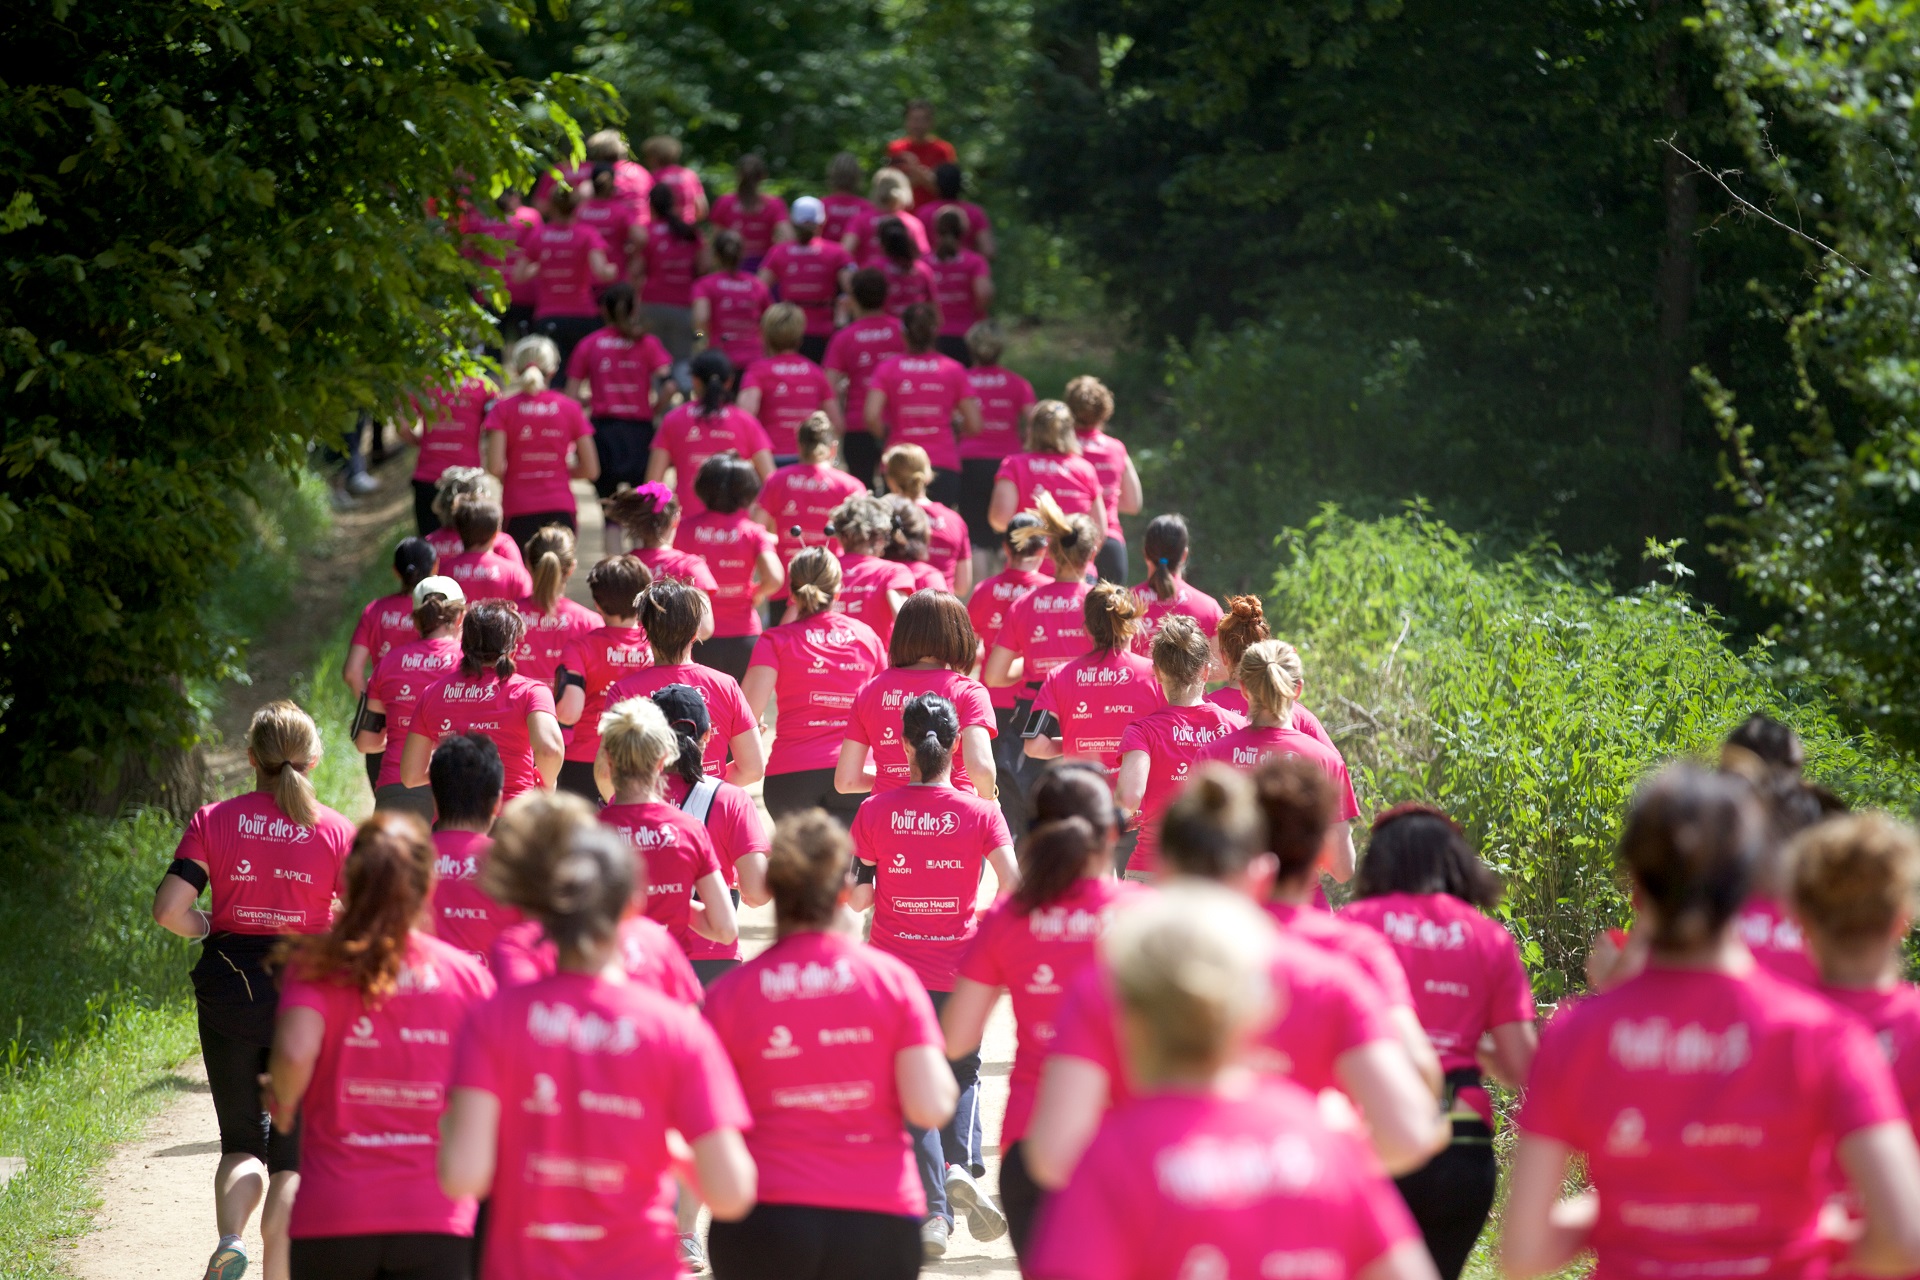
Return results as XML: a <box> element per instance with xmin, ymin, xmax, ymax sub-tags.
<box><xmin>1662</xmin><ymin>137</ymin><xmax>1874</xmax><ymax>279</ymax></box>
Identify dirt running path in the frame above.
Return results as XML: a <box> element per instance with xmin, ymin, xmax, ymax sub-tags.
<box><xmin>74</xmin><ymin>477</ymin><xmax>1022</xmax><ymax>1277</ymax></box>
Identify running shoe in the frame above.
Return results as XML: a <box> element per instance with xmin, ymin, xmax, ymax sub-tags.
<box><xmin>921</xmin><ymin>1215</ymin><xmax>950</xmax><ymax>1260</ymax></box>
<box><xmin>203</xmin><ymin>1237</ymin><xmax>247</xmax><ymax>1280</ymax></box>
<box><xmin>346</xmin><ymin>472</ymin><xmax>381</xmax><ymax>496</ymax></box>
<box><xmin>945</xmin><ymin>1162</ymin><xmax>1009</xmax><ymax>1241</ymax></box>
<box><xmin>679</xmin><ymin>1231</ymin><xmax>710</xmax><ymax>1275</ymax></box>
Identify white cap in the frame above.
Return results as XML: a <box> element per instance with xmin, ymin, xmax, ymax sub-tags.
<box><xmin>791</xmin><ymin>195</ymin><xmax>825</xmax><ymax>226</ymax></box>
<box><xmin>412</xmin><ymin>575</ymin><xmax>466</xmax><ymax>609</ymax></box>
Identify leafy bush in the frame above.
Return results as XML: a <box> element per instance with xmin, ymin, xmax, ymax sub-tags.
<box><xmin>1272</xmin><ymin>507</ymin><xmax>1920</xmax><ymax>997</ymax></box>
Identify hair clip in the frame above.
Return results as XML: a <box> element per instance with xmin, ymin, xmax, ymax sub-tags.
<box><xmin>633</xmin><ymin>481</ymin><xmax>675</xmax><ymax>506</ymax></box>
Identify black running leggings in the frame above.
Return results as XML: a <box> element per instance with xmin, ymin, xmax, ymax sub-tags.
<box><xmin>708</xmin><ymin>1203</ymin><xmax>920</xmax><ymax>1280</ymax></box>
<box><xmin>1393</xmin><ymin>1121</ymin><xmax>1498</xmax><ymax>1280</ymax></box>
<box><xmin>200</xmin><ymin>1014</ymin><xmax>301</xmax><ymax>1173</ymax></box>
<box><xmin>289</xmin><ymin>1232</ymin><xmax>473</xmax><ymax>1280</ymax></box>
<box><xmin>999</xmin><ymin>1138</ymin><xmax>1046</xmax><ymax>1262</ymax></box>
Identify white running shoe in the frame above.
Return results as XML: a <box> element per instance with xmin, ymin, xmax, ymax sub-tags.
<box><xmin>945</xmin><ymin>1162</ymin><xmax>1009</xmax><ymax>1241</ymax></box>
<box><xmin>203</xmin><ymin>1236</ymin><xmax>247</xmax><ymax>1280</ymax></box>
<box><xmin>678</xmin><ymin>1231</ymin><xmax>710</xmax><ymax>1274</ymax></box>
<box><xmin>921</xmin><ymin>1215</ymin><xmax>950</xmax><ymax>1259</ymax></box>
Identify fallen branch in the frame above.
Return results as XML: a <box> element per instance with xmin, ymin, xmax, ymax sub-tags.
<box><xmin>1663</xmin><ymin>137</ymin><xmax>1874</xmax><ymax>279</ymax></box>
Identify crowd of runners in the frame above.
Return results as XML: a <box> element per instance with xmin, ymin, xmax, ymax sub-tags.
<box><xmin>149</xmin><ymin>107</ymin><xmax>1920</xmax><ymax>1280</ymax></box>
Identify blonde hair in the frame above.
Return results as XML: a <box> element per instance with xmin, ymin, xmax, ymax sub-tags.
<box><xmin>249</xmin><ymin>700</ymin><xmax>321</xmax><ymax>829</ymax></box>
<box><xmin>642</xmin><ymin>134</ymin><xmax>683</xmax><ymax>166</ymax></box>
<box><xmin>1085</xmin><ymin>580</ymin><xmax>1145</xmax><ymax>653</ymax></box>
<box><xmin>1240</xmin><ymin>639</ymin><xmax>1304</xmax><ymax>728</ymax></box>
<box><xmin>1064</xmin><ymin>375</ymin><xmax>1115</xmax><ymax>428</ymax></box>
<box><xmin>870</xmin><ymin>167</ymin><xmax>913</xmax><ymax>211</ymax></box>
<box><xmin>965</xmin><ymin>320</ymin><xmax>1005</xmax><ymax>366</ymax></box>
<box><xmin>761</xmin><ymin>303</ymin><xmax>806</xmax><ymax>353</ymax></box>
<box><xmin>525</xmin><ymin>524</ymin><xmax>577</xmax><ymax>613</ymax></box>
<box><xmin>483</xmin><ymin>792</ymin><xmax>635</xmax><ymax>960</ymax></box>
<box><xmin>598</xmin><ymin>696</ymin><xmax>678</xmax><ymax>789</ymax></box>
<box><xmin>797</xmin><ymin>411</ymin><xmax>836</xmax><ymax>465</ymax></box>
<box><xmin>506</xmin><ymin>335</ymin><xmax>560</xmax><ymax>395</ymax></box>
<box><xmin>883</xmin><ymin>443</ymin><xmax>935</xmax><ymax>500</ymax></box>
<box><xmin>585</xmin><ymin>129</ymin><xmax>630</xmax><ymax>162</ymax></box>
<box><xmin>1792</xmin><ymin>814</ymin><xmax>1920</xmax><ymax>953</ymax></box>
<box><xmin>1024</xmin><ymin>400</ymin><xmax>1080</xmax><ymax>455</ymax></box>
<box><xmin>1107</xmin><ymin>883</ymin><xmax>1276</xmax><ymax>1085</ymax></box>
<box><xmin>828</xmin><ymin>493</ymin><xmax>895</xmax><ymax>556</ymax></box>
<box><xmin>1011</xmin><ymin>491</ymin><xmax>1101</xmax><ymax>574</ymax></box>
<box><xmin>787</xmin><ymin>547</ymin><xmax>842</xmax><ymax>616</ymax></box>
<box><xmin>432</xmin><ymin>466</ymin><xmax>502</xmax><ymax>526</ymax></box>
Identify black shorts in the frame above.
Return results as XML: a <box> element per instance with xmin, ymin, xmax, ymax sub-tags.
<box><xmin>290</xmin><ymin>1231</ymin><xmax>472</xmax><ymax>1280</ymax></box>
<box><xmin>692</xmin><ymin>634</ymin><xmax>758</xmax><ymax>684</ymax></box>
<box><xmin>505</xmin><ymin>511</ymin><xmax>576</xmax><ymax>555</ymax></box>
<box><xmin>363</xmin><ymin>750</ymin><xmax>382</xmax><ymax>793</ymax></box>
<box><xmin>555</xmin><ymin>758</ymin><xmax>602</xmax><ymax>803</ymax></box>
<box><xmin>934</xmin><ymin>334</ymin><xmax>972</xmax><ymax>366</ymax></box>
<box><xmin>841</xmin><ymin>431</ymin><xmax>881</xmax><ymax>495</ymax></box>
<box><xmin>761</xmin><ymin>768</ymin><xmax>865</xmax><ymax>827</ymax></box>
<box><xmin>692</xmin><ymin>957</ymin><xmax>742</xmax><ymax>987</ymax></box>
<box><xmin>199</xmin><ymin>1005</ymin><xmax>301</xmax><ymax>1173</ymax></box>
<box><xmin>1096</xmin><ymin>534</ymin><xmax>1128</xmax><ymax>585</ymax></box>
<box><xmin>707</xmin><ymin>1202</ymin><xmax>920</xmax><ymax>1280</ymax></box>
<box><xmin>926</xmin><ymin>467</ymin><xmax>961</xmax><ymax>510</ymax></box>
<box><xmin>591</xmin><ymin>416</ymin><xmax>655</xmax><ymax>497</ymax></box>
<box><xmin>959</xmin><ymin>457</ymin><xmax>1003</xmax><ymax>548</ymax></box>
<box><xmin>372</xmin><ymin>783</ymin><xmax>435</xmax><ymax>825</ymax></box>
<box><xmin>798</xmin><ymin>334</ymin><xmax>830</xmax><ymax>364</ymax></box>
<box><xmin>999</xmin><ymin>1139</ymin><xmax>1045</xmax><ymax>1262</ymax></box>
<box><xmin>1394</xmin><ymin>1120</ymin><xmax>1498</xmax><ymax>1280</ymax></box>
<box><xmin>412</xmin><ymin>480</ymin><xmax>441</xmax><ymax>538</ymax></box>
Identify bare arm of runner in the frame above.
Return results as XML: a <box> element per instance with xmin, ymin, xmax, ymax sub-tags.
<box><xmin>939</xmin><ymin>977</ymin><xmax>1001</xmax><ymax>1061</ymax></box>
<box><xmin>438</xmin><ymin>1087</ymin><xmax>501</xmax><ymax>1199</ymax></box>
<box><xmin>689</xmin><ymin>870</ymin><xmax>739</xmax><ymax>945</ymax></box>
<box><xmin>898</xmin><ymin>1044</ymin><xmax>961</xmax><ymax>1131</ymax></box>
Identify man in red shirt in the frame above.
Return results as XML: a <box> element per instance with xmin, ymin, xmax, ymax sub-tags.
<box><xmin>886</xmin><ymin>100</ymin><xmax>957</xmax><ymax>209</ymax></box>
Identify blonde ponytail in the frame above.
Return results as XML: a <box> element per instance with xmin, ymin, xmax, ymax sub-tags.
<box><xmin>525</xmin><ymin>524</ymin><xmax>576</xmax><ymax>613</ymax></box>
<box><xmin>1239</xmin><ymin>639</ymin><xmax>1304</xmax><ymax>729</ymax></box>
<box><xmin>248</xmin><ymin>700</ymin><xmax>321</xmax><ymax>829</ymax></box>
<box><xmin>598</xmin><ymin>696</ymin><xmax>677</xmax><ymax>790</ymax></box>
<box><xmin>505</xmin><ymin>335</ymin><xmax>560</xmax><ymax>396</ymax></box>
<box><xmin>1084</xmin><ymin>580</ymin><xmax>1144</xmax><ymax>653</ymax></box>
<box><xmin>1016</xmin><ymin>490</ymin><xmax>1100</xmax><ymax>575</ymax></box>
<box><xmin>787</xmin><ymin>547</ymin><xmax>842</xmax><ymax>617</ymax></box>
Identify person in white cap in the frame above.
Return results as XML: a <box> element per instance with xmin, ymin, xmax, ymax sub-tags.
<box><xmin>759</xmin><ymin>194</ymin><xmax>853</xmax><ymax>364</ymax></box>
<box><xmin>354</xmin><ymin>575</ymin><xmax>468</xmax><ymax>821</ymax></box>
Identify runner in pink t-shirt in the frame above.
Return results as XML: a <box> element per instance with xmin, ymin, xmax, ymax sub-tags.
<box><xmin>988</xmin><ymin>402</ymin><xmax>1108</xmax><ymax>540</ymax></box>
<box><xmin>635</xmin><ymin>182</ymin><xmax>706</xmax><ymax>310</ymax></box>
<box><xmin>553</xmin><ymin>555</ymin><xmax>653</xmax><ymax>801</ymax></box>
<box><xmin>1064</xmin><ymin>375</ymin><xmax>1140</xmax><ymax>576</ymax></box>
<box><xmin>838</xmin><ymin>592</ymin><xmax>999</xmax><ymax>801</ymax></box>
<box><xmin>406</xmin><ymin>377</ymin><xmax>491</xmax><ymax>534</ymax></box>
<box><xmin>865</xmin><ymin>305</ymin><xmax>981</xmax><ymax>484</ymax></box>
<box><xmin>519</xmin><ymin>195</ymin><xmax>613</xmax><ymax>323</ymax></box>
<box><xmin>481</xmin><ymin>347</ymin><xmax>598</xmax><ymax>537</ymax></box>
<box><xmin>757</xmin><ymin>209</ymin><xmax>852</xmax><ymax>355</ymax></box>
<box><xmin>268</xmin><ymin>823</ymin><xmax>496</xmax><ymax>1262</ymax></box>
<box><xmin>1128</xmin><ymin>515</ymin><xmax>1222</xmax><ymax>656</ymax></box>
<box><xmin>750</xmin><ymin>416</ymin><xmax>868</xmax><ymax>596</ymax></box>
<box><xmin>1207</xmin><ymin>593</ymin><xmax>1336</xmax><ymax>746</ymax></box>
<box><xmin>821</xmin><ymin>153</ymin><xmax>876</xmax><ymax>244</ymax></box>
<box><xmin>563</xmin><ymin>294</ymin><xmax>672</xmax><ymax>427</ymax></box>
<box><xmin>741</xmin><ymin>548</ymin><xmax>888</xmax><ymax>822</ymax></box>
<box><xmin>691</xmin><ymin>234</ymin><xmax>773</xmax><ymax>371</ymax></box>
<box><xmin>401</xmin><ymin>602</ymin><xmax>562</xmax><ymax>801</ymax></box>
<box><xmin>825</xmin><ymin>491</ymin><xmax>918</xmax><ymax>646</ymax></box>
<box><xmin>982</xmin><ymin>502</ymin><xmax>1100</xmax><ymax>707</ymax></box>
<box><xmin>512</xmin><ymin>525</ymin><xmax>603</xmax><ymax>685</ymax></box>
<box><xmin>881</xmin><ymin>442</ymin><xmax>973</xmax><ymax>595</ymax></box>
<box><xmin>673</xmin><ymin>454</ymin><xmax>782</xmax><ymax>676</ymax></box>
<box><xmin>708</xmin><ymin>157</ymin><xmax>790</xmax><ymax>269</ymax></box>
<box><xmin>343</xmin><ymin>537</ymin><xmax>438</xmax><ymax>707</ymax></box>
<box><xmin>737</xmin><ymin>306</ymin><xmax>842</xmax><ymax>459</ymax></box>
<box><xmin>1028</xmin><ymin>590</ymin><xmax>1166</xmax><ymax>785</ymax></box>
<box><xmin>960</xmin><ymin>348</ymin><xmax>1033</xmax><ymax>467</ymax></box>
<box><xmin>578</xmin><ymin>168</ymin><xmax>643</xmax><ymax>281</ymax></box>
<box><xmin>646</xmin><ymin>356</ymin><xmax>774</xmax><ymax>520</ymax></box>
<box><xmin>359</xmin><ymin>624</ymin><xmax>462</xmax><ymax>800</ymax></box>
<box><xmin>420</xmin><ymin>732</ymin><xmax>524</xmax><ymax>962</ymax></box>
<box><xmin>846</xmin><ymin>203</ymin><xmax>930</xmax><ymax>266</ymax></box>
<box><xmin>702</xmin><ymin>814</ymin><xmax>953</xmax><ymax>1272</ymax></box>
<box><xmin>927</xmin><ymin>208</ymin><xmax>992</xmax><ymax>341</ymax></box>
<box><xmin>823</xmin><ymin>270</ymin><xmax>906</xmax><ymax>487</ymax></box>
<box><xmin>968</xmin><ymin>515</ymin><xmax>1051</xmax><ymax>719</ymax></box>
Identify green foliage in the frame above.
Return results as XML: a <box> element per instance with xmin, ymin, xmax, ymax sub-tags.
<box><xmin>0</xmin><ymin>0</ymin><xmax>613</xmax><ymax>804</ymax></box>
<box><xmin>1696</xmin><ymin>1</ymin><xmax>1920</xmax><ymax>746</ymax></box>
<box><xmin>1274</xmin><ymin>507</ymin><xmax>1920</xmax><ymax>998</ymax></box>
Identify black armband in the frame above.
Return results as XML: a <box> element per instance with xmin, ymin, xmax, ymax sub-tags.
<box><xmin>558</xmin><ymin>667</ymin><xmax>586</xmax><ymax>693</ymax></box>
<box><xmin>165</xmin><ymin>858</ymin><xmax>209</xmax><ymax>893</ymax></box>
<box><xmin>357</xmin><ymin>710</ymin><xmax>387</xmax><ymax>736</ymax></box>
<box><xmin>854</xmin><ymin>860</ymin><xmax>878</xmax><ymax>886</ymax></box>
<box><xmin>1022</xmin><ymin>710</ymin><xmax>1060</xmax><ymax>741</ymax></box>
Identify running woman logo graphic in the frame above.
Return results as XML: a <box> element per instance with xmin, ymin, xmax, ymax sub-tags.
<box><xmin>523</xmin><ymin>1073</ymin><xmax>562</xmax><ymax>1116</ymax></box>
<box><xmin>762</xmin><ymin>1025</ymin><xmax>801</xmax><ymax>1060</ymax></box>
<box><xmin>1154</xmin><ymin>1133</ymin><xmax>1320</xmax><ymax>1206</ymax></box>
<box><xmin>1608</xmin><ymin>1018</ymin><xmax>1751</xmax><ymax>1073</ymax></box>
<box><xmin>435</xmin><ymin>852</ymin><xmax>480</xmax><ymax>880</ymax></box>
<box><xmin>758</xmin><ymin>957</ymin><xmax>858</xmax><ymax>1002</ymax></box>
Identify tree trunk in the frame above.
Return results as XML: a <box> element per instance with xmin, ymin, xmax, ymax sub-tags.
<box><xmin>1646</xmin><ymin>8</ymin><xmax>1697</xmax><ymax>546</ymax></box>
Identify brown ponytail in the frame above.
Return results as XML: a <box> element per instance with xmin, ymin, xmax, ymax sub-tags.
<box><xmin>796</xmin><ymin>412</ymin><xmax>837</xmax><ymax>465</ymax></box>
<box><xmin>460</xmin><ymin>601</ymin><xmax>525</xmax><ymax>680</ymax></box>
<box><xmin>525</xmin><ymin>524</ymin><xmax>577</xmax><ymax>613</ymax></box>
<box><xmin>1142</xmin><ymin>514</ymin><xmax>1191</xmax><ymax>603</ymax></box>
<box><xmin>249</xmin><ymin>700</ymin><xmax>321</xmax><ymax>829</ymax></box>
<box><xmin>280</xmin><ymin>812</ymin><xmax>433</xmax><ymax>1004</ymax></box>
<box><xmin>1084</xmin><ymin>581</ymin><xmax>1144</xmax><ymax>654</ymax></box>
<box><xmin>787</xmin><ymin>547</ymin><xmax>842</xmax><ymax>617</ymax></box>
<box><xmin>1013</xmin><ymin>762</ymin><xmax>1115</xmax><ymax>912</ymax></box>
<box><xmin>1152</xmin><ymin>614</ymin><xmax>1211</xmax><ymax>694</ymax></box>
<box><xmin>604</xmin><ymin>484</ymin><xmax>680</xmax><ymax>549</ymax></box>
<box><xmin>1013</xmin><ymin>491</ymin><xmax>1099</xmax><ymax>575</ymax></box>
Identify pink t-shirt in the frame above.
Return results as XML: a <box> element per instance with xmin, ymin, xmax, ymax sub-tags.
<box><xmin>633</xmin><ymin>544</ymin><xmax>719</xmax><ymax>594</ymax></box>
<box><xmin>673</xmin><ymin>511</ymin><xmax>776</xmax><ymax>638</ymax></box>
<box><xmin>175</xmin><ymin>793</ymin><xmax>354</xmax><ymax>936</ymax></box>
<box><xmin>1735</xmin><ymin>895</ymin><xmax>1819</xmax><ymax>988</ymax></box>
<box><xmin>710</xmin><ymin>192</ymin><xmax>790</xmax><ymax>263</ymax></box>
<box><xmin>426</xmin><ymin>528</ymin><xmax>523</xmax><ymax>569</ymax></box>
<box><xmin>902</xmin><ymin>559</ymin><xmax>945</xmax><ymax>594</ymax></box>
<box><xmin>848</xmin><ymin>208</ymin><xmax>929</xmax><ymax>264</ymax></box>
<box><xmin>488</xmin><ymin>915</ymin><xmax>702</xmax><ymax>1006</ymax></box>
<box><xmin>412</xmin><ymin>379</ymin><xmax>489</xmax><ymax>483</ymax></box>
<box><xmin>599</xmin><ymin>801</ymin><xmax>724</xmax><ymax>953</ymax></box>
<box><xmin>1271</xmin><ymin>900</ymin><xmax>1413</xmax><ymax>1009</ymax></box>
<box><xmin>460</xmin><ymin>205</ymin><xmax>540</xmax><ymax>305</ymax></box>
<box><xmin>281</xmin><ymin>934</ymin><xmax>496</xmax><ymax>1239</ymax></box>
<box><xmin>822</xmin><ymin>315</ymin><xmax>906</xmax><ymax>415</ymax></box>
<box><xmin>846</xmin><ymin>666</ymin><xmax>997</xmax><ymax>796</ymax></box>
<box><xmin>565</xmin><ymin>328</ymin><xmax>669</xmax><ymax>421</ymax></box>
<box><xmin>957</xmin><ymin>877</ymin><xmax>1139</xmax><ymax>1144</ymax></box>
<box><xmin>998</xmin><ymin>579</ymin><xmax>1093</xmax><ymax>693</ymax></box>
<box><xmin>1519</xmin><ymin>966</ymin><xmax>1905</xmax><ymax>1280</ymax></box>
<box><xmin>1026</xmin><ymin>1079</ymin><xmax>1420</xmax><ymax>1280</ymax></box>
<box><xmin>749</xmin><ymin>612</ymin><xmax>888</xmax><ymax>774</ymax></box>
<box><xmin>1075</xmin><ymin>427</ymin><xmax>1132</xmax><ymax>540</ymax></box>
<box><xmin>1340</xmin><ymin>893</ymin><xmax>1532</xmax><ymax>1124</ymax></box>
<box><xmin>995</xmin><ymin>452</ymin><xmax>1104</xmax><ymax>525</ymax></box>
<box><xmin>740</xmin><ymin>355</ymin><xmax>835</xmax><ymax>458</ymax></box>
<box><xmin>1203</xmin><ymin>688</ymin><xmax>1334</xmax><ymax>749</ymax></box>
<box><xmin>1824</xmin><ymin>982</ymin><xmax>1920</xmax><ymax>1125</ymax></box>
<box><xmin>961</xmin><ymin>365</ymin><xmax>1035</xmax><ymax>462</ymax></box>
<box><xmin>690</xmin><ymin>270</ymin><xmax>773</xmax><ymax>369</ymax></box>
<box><xmin>528</xmin><ymin>222</ymin><xmax>610</xmax><ymax>318</ymax></box>
<box><xmin>1033</xmin><ymin>649</ymin><xmax>1166</xmax><ymax>781</ymax></box>
<box><xmin>513</xmin><ymin>597</ymin><xmax>603</xmax><ymax>687</ymax></box>
<box><xmin>1116</xmin><ymin>702</ymin><xmax>1248</xmax><ymax>875</ymax></box>
<box><xmin>449</xmin><ymin>972</ymin><xmax>751</xmax><ymax>1280</ymax></box>
<box><xmin>867</xmin><ymin>352</ymin><xmax>973</xmax><ymax>472</ymax></box>
<box><xmin>428</xmin><ymin>829</ymin><xmax>524</xmax><ymax>962</ymax></box>
<box><xmin>410</xmin><ymin>671</ymin><xmax>557</xmax><ymax>801</ymax></box>
<box><xmin>1051</xmin><ymin>928</ymin><xmax>1393</xmax><ymax>1102</ymax></box>
<box><xmin>662</xmin><ymin>773</ymin><xmax>767</xmax><ymax>963</ymax></box>
<box><xmin>351</xmin><ymin>592</ymin><xmax>421</xmax><ymax>668</ymax></box>
<box><xmin>604</xmin><ymin>662</ymin><xmax>754</xmax><ymax>777</ymax></box>
<box><xmin>757</xmin><ymin>462</ymin><xmax>868</xmax><ymax>579</ymax></box>
<box><xmin>852</xmin><ymin>782</ymin><xmax>1014</xmax><ymax>990</ymax></box>
<box><xmin>821</xmin><ymin>193</ymin><xmax>875</xmax><ymax>245</ymax></box>
<box><xmin>438</xmin><ymin>548</ymin><xmax>534</xmax><ymax>604</ymax></box>
<box><xmin>639</xmin><ymin>227</ymin><xmax>703</xmax><ymax>307</ymax></box>
<box><xmin>557</xmin><ymin>624</ymin><xmax>652</xmax><ymax>764</ymax></box>
<box><xmin>1198</xmin><ymin>725</ymin><xmax>1360</xmax><ymax>822</ymax></box>
<box><xmin>482</xmin><ymin>390</ymin><xmax>593</xmax><ymax>518</ymax></box>
<box><xmin>968</xmin><ymin>565</ymin><xmax>1050</xmax><ymax>710</ymax></box>
<box><xmin>366</xmin><ymin>636</ymin><xmax>462</xmax><ymax>789</ymax></box>
<box><xmin>874</xmin><ymin>258</ymin><xmax>939</xmax><ymax>319</ymax></box>
<box><xmin>652</xmin><ymin>405</ymin><xmax>773</xmax><ymax>519</ymax></box>
<box><xmin>918</xmin><ymin>199</ymin><xmax>993</xmax><ymax>252</ymax></box>
<box><xmin>919</xmin><ymin>498</ymin><xmax>970</xmax><ymax>590</ymax></box>
<box><xmin>834</xmin><ymin>553</ymin><xmax>918</xmax><ymax>646</ymax></box>
<box><xmin>703</xmin><ymin>931</ymin><xmax>944</xmax><ymax>1215</ymax></box>
<box><xmin>576</xmin><ymin>198</ymin><xmax>637</xmax><ymax>280</ymax></box>
<box><xmin>759</xmin><ymin>240</ymin><xmax>852</xmax><ymax>335</ymax></box>
<box><xmin>929</xmin><ymin>249</ymin><xmax>990</xmax><ymax>335</ymax></box>
<box><xmin>1130</xmin><ymin>579</ymin><xmax>1225</xmax><ymax>658</ymax></box>
<box><xmin>653</xmin><ymin>165</ymin><xmax>707</xmax><ymax>223</ymax></box>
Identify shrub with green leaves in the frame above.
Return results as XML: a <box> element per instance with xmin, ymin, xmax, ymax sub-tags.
<box><xmin>1272</xmin><ymin>506</ymin><xmax>1920</xmax><ymax>997</ymax></box>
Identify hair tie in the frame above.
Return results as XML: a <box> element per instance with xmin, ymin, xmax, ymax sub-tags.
<box><xmin>634</xmin><ymin>481</ymin><xmax>675</xmax><ymax>507</ymax></box>
<box><xmin>1156</xmin><ymin>557</ymin><xmax>1169</xmax><ymax>568</ymax></box>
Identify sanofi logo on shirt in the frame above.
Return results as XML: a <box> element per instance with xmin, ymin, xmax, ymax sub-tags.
<box><xmin>523</xmin><ymin>1072</ymin><xmax>561</xmax><ymax>1115</ymax></box>
<box><xmin>763</xmin><ymin>1025</ymin><xmax>800</xmax><ymax>1059</ymax></box>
